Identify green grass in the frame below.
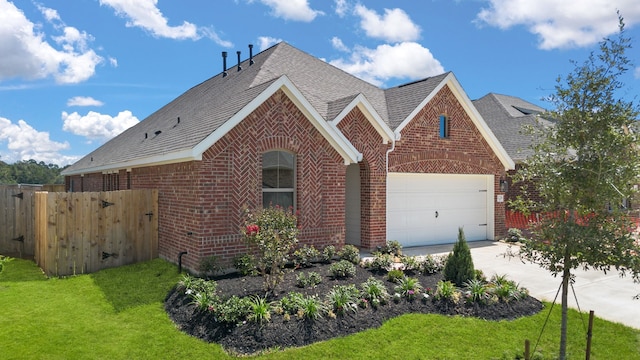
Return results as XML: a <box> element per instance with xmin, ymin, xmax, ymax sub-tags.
<box><xmin>1</xmin><ymin>258</ymin><xmax>638</xmax><ymax>360</ymax></box>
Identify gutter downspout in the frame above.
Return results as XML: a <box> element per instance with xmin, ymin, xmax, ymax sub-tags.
<box><xmin>385</xmin><ymin>134</ymin><xmax>398</xmax><ymax>241</ymax></box>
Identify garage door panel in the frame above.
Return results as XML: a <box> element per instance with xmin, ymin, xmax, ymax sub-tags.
<box><xmin>387</xmin><ymin>173</ymin><xmax>491</xmax><ymax>247</ymax></box>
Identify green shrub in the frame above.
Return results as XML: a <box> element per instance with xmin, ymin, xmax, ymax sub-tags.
<box><xmin>401</xmin><ymin>255</ymin><xmax>420</xmax><ymax>273</ymax></box>
<box><xmin>215</xmin><ymin>296</ymin><xmax>251</xmax><ymax>324</ymax></box>
<box><xmin>338</xmin><ymin>244</ymin><xmax>360</xmax><ymax>264</ymax></box>
<box><xmin>507</xmin><ymin>228</ymin><xmax>526</xmax><ymax>243</ymax></box>
<box><xmin>198</xmin><ymin>255</ymin><xmax>222</xmax><ymax>278</ymax></box>
<box><xmin>326</xmin><ymin>284</ymin><xmax>360</xmax><ymax>314</ymax></box>
<box><xmin>328</xmin><ymin>260</ymin><xmax>356</xmax><ymax>279</ymax></box>
<box><xmin>443</xmin><ymin>227</ymin><xmax>475</xmax><ymax>287</ymax></box>
<box><xmin>278</xmin><ymin>292</ymin><xmax>305</xmax><ymax>315</ymax></box>
<box><xmin>321</xmin><ymin>245</ymin><xmax>336</xmax><ymax>263</ymax></box>
<box><xmin>419</xmin><ymin>254</ymin><xmax>446</xmax><ymax>274</ymax></box>
<box><xmin>232</xmin><ymin>254</ymin><xmax>256</xmax><ymax>276</ymax></box>
<box><xmin>386</xmin><ymin>240</ymin><xmax>402</xmax><ymax>256</ymax></box>
<box><xmin>488</xmin><ymin>274</ymin><xmax>528</xmax><ymax>302</ymax></box>
<box><xmin>292</xmin><ymin>244</ymin><xmax>320</xmax><ymax>268</ymax></box>
<box><xmin>360</xmin><ymin>277</ymin><xmax>389</xmax><ymax>307</ymax></box>
<box><xmin>243</xmin><ymin>206</ymin><xmax>298</xmax><ymax>295</ymax></box>
<box><xmin>295</xmin><ymin>271</ymin><xmax>322</xmax><ymax>288</ymax></box>
<box><xmin>386</xmin><ymin>269</ymin><xmax>404</xmax><ymax>283</ymax></box>
<box><xmin>365</xmin><ymin>253</ymin><xmax>393</xmax><ymax>272</ymax></box>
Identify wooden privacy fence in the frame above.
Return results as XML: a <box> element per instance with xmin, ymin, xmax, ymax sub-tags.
<box><xmin>35</xmin><ymin>189</ymin><xmax>159</xmax><ymax>277</ymax></box>
<box><xmin>0</xmin><ymin>185</ymin><xmax>43</xmax><ymax>257</ymax></box>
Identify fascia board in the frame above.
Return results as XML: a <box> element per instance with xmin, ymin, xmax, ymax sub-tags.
<box><xmin>61</xmin><ymin>149</ymin><xmax>198</xmax><ymax>176</ymax></box>
<box><xmin>331</xmin><ymin>94</ymin><xmax>394</xmax><ymax>144</ymax></box>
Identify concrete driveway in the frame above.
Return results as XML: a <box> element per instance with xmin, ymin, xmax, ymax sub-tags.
<box><xmin>381</xmin><ymin>241</ymin><xmax>640</xmax><ymax>329</ymax></box>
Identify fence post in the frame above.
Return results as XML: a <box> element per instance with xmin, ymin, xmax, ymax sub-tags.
<box><xmin>585</xmin><ymin>310</ymin><xmax>594</xmax><ymax>360</ymax></box>
<box><xmin>524</xmin><ymin>339</ymin><xmax>530</xmax><ymax>360</ymax></box>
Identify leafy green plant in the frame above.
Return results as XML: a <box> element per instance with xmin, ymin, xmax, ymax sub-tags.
<box><xmin>214</xmin><ymin>295</ymin><xmax>251</xmax><ymax>324</ymax></box>
<box><xmin>463</xmin><ymin>278</ymin><xmax>489</xmax><ymax>304</ymax></box>
<box><xmin>435</xmin><ymin>280</ymin><xmax>459</xmax><ymax>302</ymax></box>
<box><xmin>365</xmin><ymin>252</ymin><xmax>393</xmax><ymax>272</ymax></box>
<box><xmin>278</xmin><ymin>292</ymin><xmax>305</xmax><ymax>315</ymax></box>
<box><xmin>328</xmin><ymin>260</ymin><xmax>356</xmax><ymax>279</ymax></box>
<box><xmin>298</xmin><ymin>295</ymin><xmax>325</xmax><ymax>320</ymax></box>
<box><xmin>243</xmin><ymin>206</ymin><xmax>299</xmax><ymax>295</ymax></box>
<box><xmin>338</xmin><ymin>244</ymin><xmax>360</xmax><ymax>264</ymax></box>
<box><xmin>326</xmin><ymin>284</ymin><xmax>360</xmax><ymax>314</ymax></box>
<box><xmin>198</xmin><ymin>255</ymin><xmax>222</xmax><ymax>278</ymax></box>
<box><xmin>247</xmin><ymin>295</ymin><xmax>271</xmax><ymax>323</ymax></box>
<box><xmin>292</xmin><ymin>245</ymin><xmax>320</xmax><ymax>268</ymax></box>
<box><xmin>0</xmin><ymin>255</ymin><xmax>9</xmax><ymax>274</ymax></box>
<box><xmin>443</xmin><ymin>227</ymin><xmax>475</xmax><ymax>287</ymax></box>
<box><xmin>401</xmin><ymin>255</ymin><xmax>420</xmax><ymax>273</ymax></box>
<box><xmin>506</xmin><ymin>228</ymin><xmax>526</xmax><ymax>243</ymax></box>
<box><xmin>295</xmin><ymin>271</ymin><xmax>322</xmax><ymax>288</ymax></box>
<box><xmin>488</xmin><ymin>274</ymin><xmax>528</xmax><ymax>302</ymax></box>
<box><xmin>360</xmin><ymin>277</ymin><xmax>389</xmax><ymax>307</ymax></box>
<box><xmin>321</xmin><ymin>245</ymin><xmax>336</xmax><ymax>263</ymax></box>
<box><xmin>386</xmin><ymin>269</ymin><xmax>404</xmax><ymax>283</ymax></box>
<box><xmin>385</xmin><ymin>240</ymin><xmax>402</xmax><ymax>256</ymax></box>
<box><xmin>191</xmin><ymin>291</ymin><xmax>216</xmax><ymax>311</ymax></box>
<box><xmin>232</xmin><ymin>254</ymin><xmax>256</xmax><ymax>276</ymax></box>
<box><xmin>394</xmin><ymin>277</ymin><xmax>422</xmax><ymax>300</ymax></box>
<box><xmin>419</xmin><ymin>254</ymin><xmax>447</xmax><ymax>274</ymax></box>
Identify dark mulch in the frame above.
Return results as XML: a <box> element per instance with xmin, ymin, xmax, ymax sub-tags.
<box><xmin>165</xmin><ymin>262</ymin><xmax>543</xmax><ymax>355</ymax></box>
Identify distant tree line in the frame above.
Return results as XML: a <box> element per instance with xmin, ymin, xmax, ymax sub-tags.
<box><xmin>0</xmin><ymin>159</ymin><xmax>67</xmax><ymax>185</ymax></box>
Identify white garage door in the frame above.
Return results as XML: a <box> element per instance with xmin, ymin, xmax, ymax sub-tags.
<box><xmin>387</xmin><ymin>173</ymin><xmax>494</xmax><ymax>247</ymax></box>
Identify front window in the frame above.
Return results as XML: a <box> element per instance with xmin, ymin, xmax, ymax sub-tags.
<box><xmin>262</xmin><ymin>150</ymin><xmax>295</xmax><ymax>209</ymax></box>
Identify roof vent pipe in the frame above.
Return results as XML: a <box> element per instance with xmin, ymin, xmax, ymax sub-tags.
<box><xmin>236</xmin><ymin>51</ymin><xmax>242</xmax><ymax>71</ymax></box>
<box><xmin>249</xmin><ymin>44</ymin><xmax>254</xmax><ymax>65</ymax></box>
<box><xmin>222</xmin><ymin>51</ymin><xmax>228</xmax><ymax>77</ymax></box>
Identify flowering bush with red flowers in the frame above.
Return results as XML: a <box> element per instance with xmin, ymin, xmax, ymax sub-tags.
<box><xmin>243</xmin><ymin>206</ymin><xmax>298</xmax><ymax>295</ymax></box>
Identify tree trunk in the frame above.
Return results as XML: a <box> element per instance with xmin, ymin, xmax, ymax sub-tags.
<box><xmin>559</xmin><ymin>246</ymin><xmax>571</xmax><ymax>360</ymax></box>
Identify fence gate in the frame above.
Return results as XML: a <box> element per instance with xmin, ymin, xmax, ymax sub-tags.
<box><xmin>35</xmin><ymin>189</ymin><xmax>158</xmax><ymax>277</ymax></box>
<box><xmin>0</xmin><ymin>185</ymin><xmax>40</xmax><ymax>257</ymax></box>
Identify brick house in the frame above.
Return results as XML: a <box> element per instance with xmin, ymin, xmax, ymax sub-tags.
<box><xmin>62</xmin><ymin>42</ymin><xmax>514</xmax><ymax>270</ymax></box>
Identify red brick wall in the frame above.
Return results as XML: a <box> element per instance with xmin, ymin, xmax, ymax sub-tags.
<box><xmin>388</xmin><ymin>84</ymin><xmax>507</xmax><ymax>239</ymax></box>
<box><xmin>336</xmin><ymin>107</ymin><xmax>389</xmax><ymax>250</ymax></box>
<box><xmin>69</xmin><ymin>90</ymin><xmax>349</xmax><ymax>271</ymax></box>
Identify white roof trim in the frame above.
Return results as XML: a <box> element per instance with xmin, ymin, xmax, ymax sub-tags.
<box><xmin>330</xmin><ymin>93</ymin><xmax>395</xmax><ymax>144</ymax></box>
<box><xmin>393</xmin><ymin>73</ymin><xmax>515</xmax><ymax>170</ymax></box>
<box><xmin>62</xmin><ymin>149</ymin><xmax>199</xmax><ymax>176</ymax></box>
<box><xmin>62</xmin><ymin>75</ymin><xmax>362</xmax><ymax>176</ymax></box>
<box><xmin>192</xmin><ymin>75</ymin><xmax>362</xmax><ymax>165</ymax></box>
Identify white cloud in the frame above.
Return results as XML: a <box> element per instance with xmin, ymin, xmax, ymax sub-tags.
<box><xmin>36</xmin><ymin>4</ymin><xmax>60</xmax><ymax>23</ymax></box>
<box><xmin>257</xmin><ymin>36</ymin><xmax>282</xmax><ymax>51</ymax></box>
<box><xmin>0</xmin><ymin>0</ymin><xmax>103</xmax><ymax>84</ymax></box>
<box><xmin>100</xmin><ymin>0</ymin><xmax>231</xmax><ymax>46</ymax></box>
<box><xmin>67</xmin><ymin>96</ymin><xmax>104</xmax><ymax>107</ymax></box>
<box><xmin>330</xmin><ymin>42</ymin><xmax>445</xmax><ymax>87</ymax></box>
<box><xmin>62</xmin><ymin>110</ymin><xmax>139</xmax><ymax>141</ymax></box>
<box><xmin>331</xmin><ymin>36</ymin><xmax>349</xmax><ymax>52</ymax></box>
<box><xmin>354</xmin><ymin>4</ymin><xmax>421</xmax><ymax>42</ymax></box>
<box><xmin>257</xmin><ymin>0</ymin><xmax>324</xmax><ymax>22</ymax></box>
<box><xmin>334</xmin><ymin>0</ymin><xmax>348</xmax><ymax>17</ymax></box>
<box><xmin>0</xmin><ymin>116</ymin><xmax>74</xmax><ymax>165</ymax></box>
<box><xmin>109</xmin><ymin>57</ymin><xmax>118</xmax><ymax>67</ymax></box>
<box><xmin>476</xmin><ymin>0</ymin><xmax>640</xmax><ymax>49</ymax></box>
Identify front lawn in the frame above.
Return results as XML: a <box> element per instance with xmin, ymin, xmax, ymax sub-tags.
<box><xmin>1</xmin><ymin>257</ymin><xmax>638</xmax><ymax>359</ymax></box>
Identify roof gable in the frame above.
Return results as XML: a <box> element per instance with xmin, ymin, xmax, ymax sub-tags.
<box><xmin>393</xmin><ymin>73</ymin><xmax>514</xmax><ymax>170</ymax></box>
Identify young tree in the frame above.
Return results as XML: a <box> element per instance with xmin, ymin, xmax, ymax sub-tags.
<box><xmin>512</xmin><ymin>17</ymin><xmax>640</xmax><ymax>360</ymax></box>
<box><xmin>443</xmin><ymin>227</ymin><xmax>475</xmax><ymax>287</ymax></box>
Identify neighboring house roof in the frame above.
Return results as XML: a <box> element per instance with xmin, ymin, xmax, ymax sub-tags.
<box><xmin>63</xmin><ymin>42</ymin><xmax>513</xmax><ymax>176</ymax></box>
<box><xmin>473</xmin><ymin>93</ymin><xmax>553</xmax><ymax>163</ymax></box>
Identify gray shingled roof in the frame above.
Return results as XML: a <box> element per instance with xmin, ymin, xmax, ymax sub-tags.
<box><xmin>63</xmin><ymin>42</ymin><xmax>452</xmax><ymax>175</ymax></box>
<box><xmin>473</xmin><ymin>93</ymin><xmax>553</xmax><ymax>163</ymax></box>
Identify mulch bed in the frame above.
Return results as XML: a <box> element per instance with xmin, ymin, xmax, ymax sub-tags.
<box><xmin>165</xmin><ymin>262</ymin><xmax>543</xmax><ymax>355</ymax></box>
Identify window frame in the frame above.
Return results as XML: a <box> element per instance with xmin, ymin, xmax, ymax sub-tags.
<box><xmin>261</xmin><ymin>150</ymin><xmax>296</xmax><ymax>210</ymax></box>
<box><xmin>439</xmin><ymin>114</ymin><xmax>450</xmax><ymax>138</ymax></box>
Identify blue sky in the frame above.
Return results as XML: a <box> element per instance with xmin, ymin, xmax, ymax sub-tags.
<box><xmin>1</xmin><ymin>0</ymin><xmax>639</xmax><ymax>166</ymax></box>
